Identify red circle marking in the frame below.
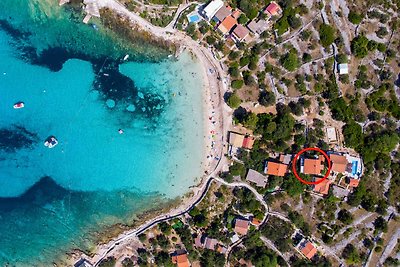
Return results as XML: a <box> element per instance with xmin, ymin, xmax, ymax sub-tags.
<box><xmin>292</xmin><ymin>147</ymin><xmax>332</xmax><ymax>185</ymax></box>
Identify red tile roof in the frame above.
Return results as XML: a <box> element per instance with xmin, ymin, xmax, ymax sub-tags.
<box><xmin>242</xmin><ymin>136</ymin><xmax>255</xmax><ymax>149</ymax></box>
<box><xmin>329</xmin><ymin>154</ymin><xmax>348</xmax><ymax>173</ymax></box>
<box><xmin>194</xmin><ymin>235</ymin><xmax>203</xmax><ymax>248</ymax></box>
<box><xmin>171</xmin><ymin>253</ymin><xmax>190</xmax><ymax>267</ymax></box>
<box><xmin>265</xmin><ymin>161</ymin><xmax>288</xmax><ymax>176</ymax></box>
<box><xmin>313</xmin><ymin>178</ymin><xmax>332</xmax><ymax>195</ymax></box>
<box><xmin>204</xmin><ymin>237</ymin><xmax>218</xmax><ymax>250</ymax></box>
<box><xmin>303</xmin><ymin>158</ymin><xmax>324</xmax><ymax>175</ymax></box>
<box><xmin>218</xmin><ymin>16</ymin><xmax>237</xmax><ymax>34</ymax></box>
<box><xmin>234</xmin><ymin>219</ymin><xmax>249</xmax><ymax>235</ymax></box>
<box><xmin>301</xmin><ymin>241</ymin><xmax>317</xmax><ymax>259</ymax></box>
<box><xmin>231</xmin><ymin>10</ymin><xmax>241</xmax><ymax>19</ymax></box>
<box><xmin>265</xmin><ymin>2</ymin><xmax>282</xmax><ymax>16</ymax></box>
<box><xmin>251</xmin><ymin>218</ymin><xmax>261</xmax><ymax>226</ymax></box>
<box><xmin>233</xmin><ymin>24</ymin><xmax>249</xmax><ymax>40</ymax></box>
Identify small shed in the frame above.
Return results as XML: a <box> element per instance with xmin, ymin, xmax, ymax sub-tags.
<box><xmin>338</xmin><ymin>63</ymin><xmax>349</xmax><ymax>75</ymax></box>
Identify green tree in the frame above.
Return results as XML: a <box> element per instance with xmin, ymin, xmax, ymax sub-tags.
<box><xmin>243</xmin><ymin>112</ymin><xmax>259</xmax><ymax>130</ymax></box>
<box><xmin>227</xmin><ymin>93</ymin><xmax>242</xmax><ymax>108</ymax></box>
<box><xmin>374</xmin><ymin>216</ymin><xmax>388</xmax><ymax>232</ymax></box>
<box><xmin>98</xmin><ymin>257</ymin><xmax>117</xmax><ymax>267</ymax></box>
<box><xmin>342</xmin><ymin>244</ymin><xmax>361</xmax><ymax>264</ymax></box>
<box><xmin>351</xmin><ymin>35</ymin><xmax>370</xmax><ymax>58</ymax></box>
<box><xmin>240</xmin><ymin>56</ymin><xmax>251</xmax><ymax>67</ymax></box>
<box><xmin>342</xmin><ymin>121</ymin><xmax>363</xmax><ymax>150</ymax></box>
<box><xmin>288</xmin><ymin>15</ymin><xmax>302</xmax><ymax>29</ymax></box>
<box><xmin>338</xmin><ymin>209</ymin><xmax>353</xmax><ymax>224</ymax></box>
<box><xmin>155</xmin><ymin>251</ymin><xmax>174</xmax><ymax>267</ymax></box>
<box><xmin>348</xmin><ymin>11</ymin><xmax>363</xmax><ymax>24</ymax></box>
<box><xmin>206</xmin><ymin>35</ymin><xmax>216</xmax><ymax>45</ymax></box>
<box><xmin>281</xmin><ymin>174</ymin><xmax>306</xmax><ymax>197</ymax></box>
<box><xmin>319</xmin><ymin>24</ymin><xmax>335</xmax><ymax>47</ymax></box>
<box><xmin>238</xmin><ymin>14</ymin><xmax>249</xmax><ymax>24</ymax></box>
<box><xmin>302</xmin><ymin>53</ymin><xmax>312</xmax><ymax>63</ymax></box>
<box><xmin>280</xmin><ymin>49</ymin><xmax>299</xmax><ymax>71</ymax></box>
<box><xmin>259</xmin><ymin>90</ymin><xmax>276</xmax><ymax>107</ymax></box>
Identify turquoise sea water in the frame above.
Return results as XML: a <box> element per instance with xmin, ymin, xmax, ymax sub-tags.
<box><xmin>0</xmin><ymin>0</ymin><xmax>204</xmax><ymax>265</ymax></box>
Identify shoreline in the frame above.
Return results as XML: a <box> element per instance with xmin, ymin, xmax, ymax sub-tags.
<box><xmin>65</xmin><ymin>0</ymin><xmax>230</xmax><ymax>265</ymax></box>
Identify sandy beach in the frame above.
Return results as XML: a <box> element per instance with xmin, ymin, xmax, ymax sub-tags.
<box><xmin>65</xmin><ymin>0</ymin><xmax>231</xmax><ymax>265</ymax></box>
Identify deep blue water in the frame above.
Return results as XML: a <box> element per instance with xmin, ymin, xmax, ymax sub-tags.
<box><xmin>0</xmin><ymin>0</ymin><xmax>204</xmax><ymax>265</ymax></box>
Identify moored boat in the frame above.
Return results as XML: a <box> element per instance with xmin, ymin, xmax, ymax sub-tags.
<box><xmin>44</xmin><ymin>136</ymin><xmax>58</xmax><ymax>148</ymax></box>
<box><xmin>13</xmin><ymin>102</ymin><xmax>24</xmax><ymax>109</ymax></box>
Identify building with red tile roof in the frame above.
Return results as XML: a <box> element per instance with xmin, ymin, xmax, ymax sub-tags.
<box><xmin>264</xmin><ymin>161</ymin><xmax>288</xmax><ymax>177</ymax></box>
<box><xmin>171</xmin><ymin>250</ymin><xmax>190</xmax><ymax>267</ymax></box>
<box><xmin>300</xmin><ymin>241</ymin><xmax>317</xmax><ymax>260</ymax></box>
<box><xmin>232</xmin><ymin>24</ymin><xmax>250</xmax><ymax>42</ymax></box>
<box><xmin>213</xmin><ymin>5</ymin><xmax>232</xmax><ymax>22</ymax></box>
<box><xmin>302</xmin><ymin>157</ymin><xmax>325</xmax><ymax>176</ymax></box>
<box><xmin>218</xmin><ymin>15</ymin><xmax>237</xmax><ymax>35</ymax></box>
<box><xmin>264</xmin><ymin>1</ymin><xmax>282</xmax><ymax>16</ymax></box>
<box><xmin>242</xmin><ymin>136</ymin><xmax>255</xmax><ymax>149</ymax></box>
<box><xmin>234</xmin><ymin>218</ymin><xmax>249</xmax><ymax>235</ymax></box>
<box><xmin>329</xmin><ymin>153</ymin><xmax>348</xmax><ymax>173</ymax></box>
<box><xmin>231</xmin><ymin>10</ymin><xmax>241</xmax><ymax>19</ymax></box>
<box><xmin>251</xmin><ymin>217</ymin><xmax>261</xmax><ymax>226</ymax></box>
<box><xmin>217</xmin><ymin>245</ymin><xmax>227</xmax><ymax>254</ymax></box>
<box><xmin>204</xmin><ymin>237</ymin><xmax>218</xmax><ymax>250</ymax></box>
<box><xmin>194</xmin><ymin>235</ymin><xmax>203</xmax><ymax>248</ymax></box>
<box><xmin>313</xmin><ymin>178</ymin><xmax>332</xmax><ymax>195</ymax></box>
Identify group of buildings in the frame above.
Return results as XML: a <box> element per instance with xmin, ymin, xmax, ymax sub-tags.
<box><xmin>169</xmin><ymin>215</ymin><xmax>260</xmax><ymax>267</ymax></box>
<box><xmin>227</xmin><ymin>130</ymin><xmax>363</xmax><ymax>198</ymax></box>
<box><xmin>196</xmin><ymin>0</ymin><xmax>283</xmax><ymax>44</ymax></box>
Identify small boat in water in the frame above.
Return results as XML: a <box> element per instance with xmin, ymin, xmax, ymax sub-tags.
<box><xmin>44</xmin><ymin>136</ymin><xmax>58</xmax><ymax>148</ymax></box>
<box><xmin>123</xmin><ymin>54</ymin><xmax>129</xmax><ymax>61</ymax></box>
<box><xmin>13</xmin><ymin>102</ymin><xmax>24</xmax><ymax>109</ymax></box>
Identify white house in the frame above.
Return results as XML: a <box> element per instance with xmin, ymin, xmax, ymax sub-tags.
<box><xmin>201</xmin><ymin>0</ymin><xmax>224</xmax><ymax>21</ymax></box>
<box><xmin>338</xmin><ymin>63</ymin><xmax>349</xmax><ymax>75</ymax></box>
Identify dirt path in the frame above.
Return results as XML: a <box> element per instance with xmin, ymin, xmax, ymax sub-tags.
<box><xmin>378</xmin><ymin>228</ymin><xmax>400</xmax><ymax>265</ymax></box>
<box><xmin>330</xmin><ymin>0</ymin><xmax>352</xmax><ymax>54</ymax></box>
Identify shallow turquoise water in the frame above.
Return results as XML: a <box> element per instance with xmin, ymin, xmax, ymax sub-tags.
<box><xmin>0</xmin><ymin>0</ymin><xmax>204</xmax><ymax>265</ymax></box>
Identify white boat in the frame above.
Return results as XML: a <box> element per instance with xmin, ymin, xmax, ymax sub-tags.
<box><xmin>44</xmin><ymin>136</ymin><xmax>58</xmax><ymax>148</ymax></box>
<box><xmin>123</xmin><ymin>54</ymin><xmax>129</xmax><ymax>61</ymax></box>
<box><xmin>13</xmin><ymin>102</ymin><xmax>24</xmax><ymax>109</ymax></box>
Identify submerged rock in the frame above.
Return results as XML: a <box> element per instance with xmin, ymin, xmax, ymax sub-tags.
<box><xmin>126</xmin><ymin>104</ymin><xmax>135</xmax><ymax>112</ymax></box>
<box><xmin>106</xmin><ymin>99</ymin><xmax>116</xmax><ymax>108</ymax></box>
